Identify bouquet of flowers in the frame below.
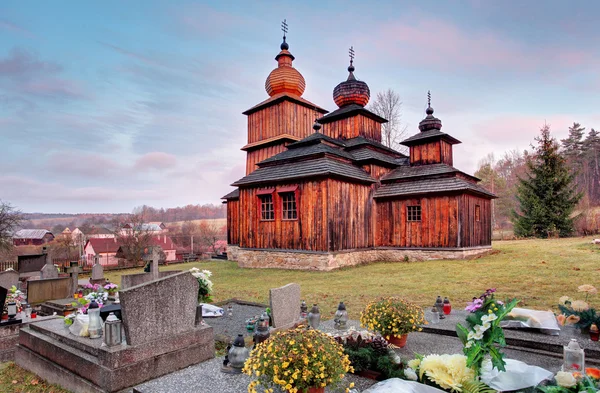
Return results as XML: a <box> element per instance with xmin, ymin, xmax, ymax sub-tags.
<box><xmin>538</xmin><ymin>368</ymin><xmax>600</xmax><ymax>393</ymax></box>
<box><xmin>360</xmin><ymin>297</ymin><xmax>425</xmax><ymax>340</ymax></box>
<box><xmin>243</xmin><ymin>327</ymin><xmax>354</xmax><ymax>393</ymax></box>
<box><xmin>190</xmin><ymin>267</ymin><xmax>213</xmax><ymax>303</ymax></box>
<box><xmin>104</xmin><ymin>283</ymin><xmax>118</xmax><ymax>295</ymax></box>
<box><xmin>556</xmin><ymin>284</ymin><xmax>599</xmax><ymax>332</ymax></box>
<box><xmin>456</xmin><ymin>289</ymin><xmax>518</xmax><ymax>374</ymax></box>
<box><xmin>403</xmin><ymin>354</ymin><xmax>488</xmax><ymax>393</ymax></box>
<box><xmin>2</xmin><ymin>285</ymin><xmax>25</xmax><ymax>316</ymax></box>
<box><xmin>83</xmin><ymin>283</ymin><xmax>102</xmax><ymax>296</ymax></box>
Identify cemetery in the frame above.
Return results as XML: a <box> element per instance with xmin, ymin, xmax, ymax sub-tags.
<box><xmin>0</xmin><ymin>235</ymin><xmax>599</xmax><ymax>392</ymax></box>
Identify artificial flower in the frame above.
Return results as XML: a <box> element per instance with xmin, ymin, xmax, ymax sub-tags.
<box><xmin>565</xmin><ymin>315</ymin><xmax>581</xmax><ymax>325</ymax></box>
<box><xmin>578</xmin><ymin>285</ymin><xmax>598</xmax><ymax>295</ymax></box>
<box><xmin>465</xmin><ymin>298</ymin><xmax>483</xmax><ymax>313</ymax></box>
<box><xmin>571</xmin><ymin>300</ymin><xmax>589</xmax><ymax>312</ymax></box>
<box><xmin>556</xmin><ymin>314</ymin><xmax>566</xmax><ymax>326</ymax></box>
<box><xmin>481</xmin><ymin>313</ymin><xmax>498</xmax><ymax>323</ymax></box>
<box><xmin>586</xmin><ymin>367</ymin><xmax>600</xmax><ymax>379</ymax></box>
<box><xmin>407</xmin><ymin>359</ymin><xmax>421</xmax><ymax>370</ymax></box>
<box><xmin>404</xmin><ymin>367</ymin><xmax>418</xmax><ymax>381</ymax></box>
<box><xmin>559</xmin><ymin>296</ymin><xmax>572</xmax><ymax>305</ymax></box>
<box><xmin>554</xmin><ymin>371</ymin><xmax>577</xmax><ymax>388</ymax></box>
<box><xmin>418</xmin><ymin>354</ymin><xmax>475</xmax><ymax>392</ymax></box>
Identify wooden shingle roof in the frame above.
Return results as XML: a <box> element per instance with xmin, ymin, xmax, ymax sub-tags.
<box><xmin>221</xmin><ymin>189</ymin><xmax>240</xmax><ymax>200</ymax></box>
<box><xmin>317</xmin><ymin>104</ymin><xmax>387</xmax><ymax>124</ymax></box>
<box><xmin>258</xmin><ymin>141</ymin><xmax>354</xmax><ymax>165</ymax></box>
<box><xmin>232</xmin><ymin>157</ymin><xmax>376</xmax><ymax>186</ymax></box>
<box><xmin>374</xmin><ymin>177</ymin><xmax>496</xmax><ymax>199</ymax></box>
<box><xmin>381</xmin><ymin>163</ymin><xmax>481</xmax><ymax>183</ymax></box>
<box><xmin>400</xmin><ymin>130</ymin><xmax>461</xmax><ymax>146</ymax></box>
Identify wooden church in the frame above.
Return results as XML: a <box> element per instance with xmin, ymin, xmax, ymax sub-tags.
<box><xmin>222</xmin><ymin>30</ymin><xmax>495</xmax><ymax>270</ymax></box>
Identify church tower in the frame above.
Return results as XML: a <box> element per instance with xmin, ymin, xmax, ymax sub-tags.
<box><xmin>241</xmin><ymin>21</ymin><xmax>327</xmax><ymax>175</ymax></box>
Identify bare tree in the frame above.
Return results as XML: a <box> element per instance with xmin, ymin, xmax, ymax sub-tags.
<box><xmin>368</xmin><ymin>89</ymin><xmax>408</xmax><ymax>150</ymax></box>
<box><xmin>0</xmin><ymin>200</ymin><xmax>22</xmax><ymax>252</ymax></box>
<box><xmin>197</xmin><ymin>221</ymin><xmax>226</xmax><ymax>254</ymax></box>
<box><xmin>112</xmin><ymin>214</ymin><xmax>154</xmax><ymax>265</ymax></box>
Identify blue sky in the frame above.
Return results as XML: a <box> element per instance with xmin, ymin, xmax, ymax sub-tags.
<box><xmin>1</xmin><ymin>1</ymin><xmax>599</xmax><ymax>213</ymax></box>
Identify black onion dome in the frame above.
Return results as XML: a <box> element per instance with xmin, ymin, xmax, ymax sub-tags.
<box><xmin>418</xmin><ymin>106</ymin><xmax>442</xmax><ymax>132</ymax></box>
<box><xmin>333</xmin><ymin>68</ymin><xmax>370</xmax><ymax>108</ymax></box>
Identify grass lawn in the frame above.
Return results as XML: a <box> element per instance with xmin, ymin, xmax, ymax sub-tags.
<box><xmin>3</xmin><ymin>236</ymin><xmax>598</xmax><ymax>392</ymax></box>
<box><xmin>101</xmin><ymin>236</ymin><xmax>600</xmax><ymax>320</ymax></box>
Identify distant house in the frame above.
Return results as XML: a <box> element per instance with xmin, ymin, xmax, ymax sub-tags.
<box><xmin>149</xmin><ymin>222</ymin><xmax>168</xmax><ymax>231</ymax></box>
<box><xmin>84</xmin><ymin>238</ymin><xmax>121</xmax><ymax>266</ymax></box>
<box><xmin>70</xmin><ymin>228</ymin><xmax>86</xmax><ymax>245</ymax></box>
<box><xmin>150</xmin><ymin>235</ymin><xmax>176</xmax><ymax>261</ymax></box>
<box><xmin>120</xmin><ymin>223</ymin><xmax>167</xmax><ymax>235</ymax></box>
<box><xmin>85</xmin><ymin>227</ymin><xmax>115</xmax><ymax>239</ymax></box>
<box><xmin>13</xmin><ymin>229</ymin><xmax>55</xmax><ymax>246</ymax></box>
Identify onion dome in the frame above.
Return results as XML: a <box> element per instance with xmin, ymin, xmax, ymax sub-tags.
<box><xmin>418</xmin><ymin>91</ymin><xmax>443</xmax><ymax>131</ymax></box>
<box><xmin>333</xmin><ymin>47</ymin><xmax>370</xmax><ymax>108</ymax></box>
<box><xmin>265</xmin><ymin>36</ymin><xmax>306</xmax><ymax>97</ymax></box>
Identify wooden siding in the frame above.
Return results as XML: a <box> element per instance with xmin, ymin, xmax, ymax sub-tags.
<box><xmin>321</xmin><ymin>114</ymin><xmax>382</xmax><ymax>141</ymax></box>
<box><xmin>362</xmin><ymin>164</ymin><xmax>393</xmax><ymax>180</ymax></box>
<box><xmin>246</xmin><ymin>143</ymin><xmax>290</xmax><ymax>175</ymax></box>
<box><xmin>458</xmin><ymin>195</ymin><xmax>491</xmax><ymax>247</ymax></box>
<box><xmin>441</xmin><ymin>140</ymin><xmax>453</xmax><ymax>166</ymax></box>
<box><xmin>226</xmin><ymin>199</ymin><xmax>240</xmax><ymax>245</ymax></box>
<box><xmin>375</xmin><ymin>196</ymin><xmax>459</xmax><ymax>248</ymax></box>
<box><xmin>247</xmin><ymin>101</ymin><xmax>320</xmax><ymax>144</ymax></box>
<box><xmin>327</xmin><ymin>179</ymin><xmax>374</xmax><ymax>251</ymax></box>
<box><xmin>239</xmin><ymin>181</ymin><xmax>328</xmax><ymax>250</ymax></box>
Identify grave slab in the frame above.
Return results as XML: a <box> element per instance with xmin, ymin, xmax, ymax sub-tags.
<box><xmin>0</xmin><ymin>269</ymin><xmax>19</xmax><ymax>290</ymax></box>
<box><xmin>269</xmin><ymin>283</ymin><xmax>300</xmax><ymax>329</ymax></box>
<box><xmin>26</xmin><ymin>277</ymin><xmax>72</xmax><ymax>304</ymax></box>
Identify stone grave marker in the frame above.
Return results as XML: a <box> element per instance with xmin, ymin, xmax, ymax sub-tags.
<box><xmin>0</xmin><ymin>270</ymin><xmax>18</xmax><ymax>290</ymax></box>
<box><xmin>17</xmin><ymin>253</ymin><xmax>47</xmax><ymax>277</ymax></box>
<box><xmin>40</xmin><ymin>258</ymin><xmax>58</xmax><ymax>280</ymax></box>
<box><xmin>65</xmin><ymin>261</ymin><xmax>82</xmax><ymax>295</ymax></box>
<box><xmin>26</xmin><ymin>277</ymin><xmax>71</xmax><ymax>304</ymax></box>
<box><xmin>269</xmin><ymin>283</ymin><xmax>301</xmax><ymax>329</ymax></box>
<box><xmin>90</xmin><ymin>254</ymin><xmax>105</xmax><ymax>285</ymax></box>
<box><xmin>119</xmin><ymin>270</ymin><xmax>199</xmax><ymax>346</ymax></box>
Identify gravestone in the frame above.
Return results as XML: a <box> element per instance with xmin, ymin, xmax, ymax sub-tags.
<box><xmin>65</xmin><ymin>261</ymin><xmax>82</xmax><ymax>295</ymax></box>
<box><xmin>17</xmin><ymin>254</ymin><xmax>47</xmax><ymax>277</ymax></box>
<box><xmin>40</xmin><ymin>259</ymin><xmax>58</xmax><ymax>280</ymax></box>
<box><xmin>269</xmin><ymin>283</ymin><xmax>301</xmax><ymax>329</ymax></box>
<box><xmin>119</xmin><ymin>271</ymin><xmax>198</xmax><ymax>346</ymax></box>
<box><xmin>0</xmin><ymin>270</ymin><xmax>19</xmax><ymax>290</ymax></box>
<box><xmin>90</xmin><ymin>254</ymin><xmax>105</xmax><ymax>285</ymax></box>
<box><xmin>26</xmin><ymin>277</ymin><xmax>72</xmax><ymax>304</ymax></box>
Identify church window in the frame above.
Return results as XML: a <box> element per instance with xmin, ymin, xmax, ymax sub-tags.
<box><xmin>475</xmin><ymin>205</ymin><xmax>481</xmax><ymax>222</ymax></box>
<box><xmin>407</xmin><ymin>205</ymin><xmax>421</xmax><ymax>222</ymax></box>
<box><xmin>259</xmin><ymin>194</ymin><xmax>274</xmax><ymax>221</ymax></box>
<box><xmin>281</xmin><ymin>192</ymin><xmax>297</xmax><ymax>220</ymax></box>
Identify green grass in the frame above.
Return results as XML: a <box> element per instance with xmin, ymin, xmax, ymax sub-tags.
<box><xmin>102</xmin><ymin>236</ymin><xmax>600</xmax><ymax>320</ymax></box>
<box><xmin>0</xmin><ymin>362</ymin><xmax>69</xmax><ymax>393</ymax></box>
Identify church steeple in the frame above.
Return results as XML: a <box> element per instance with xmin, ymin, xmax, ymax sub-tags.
<box><xmin>265</xmin><ymin>19</ymin><xmax>306</xmax><ymax>97</ymax></box>
<box><xmin>333</xmin><ymin>46</ymin><xmax>370</xmax><ymax>108</ymax></box>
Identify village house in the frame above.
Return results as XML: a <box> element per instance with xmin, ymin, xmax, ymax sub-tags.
<box><xmin>85</xmin><ymin>226</ymin><xmax>115</xmax><ymax>239</ymax></box>
<box><xmin>12</xmin><ymin>229</ymin><xmax>55</xmax><ymax>246</ymax></box>
<box><xmin>223</xmin><ymin>33</ymin><xmax>495</xmax><ymax>270</ymax></box>
<box><xmin>84</xmin><ymin>235</ymin><xmax>177</xmax><ymax>267</ymax></box>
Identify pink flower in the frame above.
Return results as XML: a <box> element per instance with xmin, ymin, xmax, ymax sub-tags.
<box><xmin>465</xmin><ymin>298</ymin><xmax>484</xmax><ymax>312</ymax></box>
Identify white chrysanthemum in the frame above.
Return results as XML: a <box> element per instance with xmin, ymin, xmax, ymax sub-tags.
<box><xmin>404</xmin><ymin>367</ymin><xmax>418</xmax><ymax>381</ymax></box>
<box><xmin>419</xmin><ymin>354</ymin><xmax>475</xmax><ymax>392</ymax></box>
<box><xmin>555</xmin><ymin>371</ymin><xmax>577</xmax><ymax>388</ymax></box>
<box><xmin>481</xmin><ymin>313</ymin><xmax>498</xmax><ymax>323</ymax></box>
<box><xmin>571</xmin><ymin>300</ymin><xmax>589</xmax><ymax>312</ymax></box>
<box><xmin>558</xmin><ymin>296</ymin><xmax>572</xmax><ymax>305</ymax></box>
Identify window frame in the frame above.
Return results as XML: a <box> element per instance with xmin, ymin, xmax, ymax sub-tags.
<box><xmin>257</xmin><ymin>191</ymin><xmax>275</xmax><ymax>222</ymax></box>
<box><xmin>407</xmin><ymin>205</ymin><xmax>422</xmax><ymax>222</ymax></box>
<box><xmin>280</xmin><ymin>192</ymin><xmax>298</xmax><ymax>221</ymax></box>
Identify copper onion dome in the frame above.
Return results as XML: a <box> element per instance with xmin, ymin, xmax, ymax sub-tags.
<box><xmin>265</xmin><ymin>36</ymin><xmax>306</xmax><ymax>97</ymax></box>
<box><xmin>418</xmin><ymin>91</ymin><xmax>443</xmax><ymax>132</ymax></box>
<box><xmin>333</xmin><ymin>47</ymin><xmax>370</xmax><ymax>108</ymax></box>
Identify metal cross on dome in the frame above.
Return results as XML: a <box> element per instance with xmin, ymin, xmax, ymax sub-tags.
<box><xmin>349</xmin><ymin>46</ymin><xmax>355</xmax><ymax>65</ymax></box>
<box><xmin>281</xmin><ymin>19</ymin><xmax>288</xmax><ymax>39</ymax></box>
<box><xmin>427</xmin><ymin>90</ymin><xmax>431</xmax><ymax>107</ymax></box>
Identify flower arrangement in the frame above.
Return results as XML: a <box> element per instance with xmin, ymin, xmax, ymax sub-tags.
<box><xmin>83</xmin><ymin>283</ymin><xmax>102</xmax><ymax>296</ymax></box>
<box><xmin>538</xmin><ymin>368</ymin><xmax>600</xmax><ymax>393</ymax></box>
<box><xmin>243</xmin><ymin>326</ymin><xmax>354</xmax><ymax>393</ymax></box>
<box><xmin>456</xmin><ymin>288</ymin><xmax>518</xmax><ymax>374</ymax></box>
<box><xmin>104</xmin><ymin>283</ymin><xmax>118</xmax><ymax>295</ymax></box>
<box><xmin>360</xmin><ymin>297</ymin><xmax>425</xmax><ymax>340</ymax></box>
<box><xmin>333</xmin><ymin>328</ymin><xmax>404</xmax><ymax>380</ymax></box>
<box><xmin>2</xmin><ymin>286</ymin><xmax>25</xmax><ymax>316</ymax></box>
<box><xmin>403</xmin><ymin>354</ymin><xmax>480</xmax><ymax>393</ymax></box>
<box><xmin>557</xmin><ymin>284</ymin><xmax>599</xmax><ymax>332</ymax></box>
<box><xmin>190</xmin><ymin>268</ymin><xmax>213</xmax><ymax>303</ymax></box>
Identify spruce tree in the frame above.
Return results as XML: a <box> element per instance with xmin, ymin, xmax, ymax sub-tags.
<box><xmin>513</xmin><ymin>124</ymin><xmax>582</xmax><ymax>237</ymax></box>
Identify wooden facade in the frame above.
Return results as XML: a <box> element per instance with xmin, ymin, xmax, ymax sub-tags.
<box><xmin>245</xmin><ymin>143</ymin><xmax>291</xmax><ymax>175</ymax></box>
<box><xmin>321</xmin><ymin>114</ymin><xmax>382</xmax><ymax>141</ymax></box>
<box><xmin>409</xmin><ymin>140</ymin><xmax>453</xmax><ymax>166</ymax></box>
<box><xmin>226</xmin><ymin>199</ymin><xmax>240</xmax><ymax>245</ymax></box>
<box><xmin>458</xmin><ymin>195</ymin><xmax>492</xmax><ymax>247</ymax></box>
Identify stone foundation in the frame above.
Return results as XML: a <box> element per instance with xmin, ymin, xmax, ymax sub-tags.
<box><xmin>0</xmin><ymin>315</ymin><xmax>58</xmax><ymax>362</ymax></box>
<box><xmin>230</xmin><ymin>246</ymin><xmax>493</xmax><ymax>271</ymax></box>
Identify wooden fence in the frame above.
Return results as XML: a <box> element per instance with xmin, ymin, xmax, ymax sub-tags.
<box><xmin>0</xmin><ymin>261</ymin><xmax>17</xmax><ymax>271</ymax></box>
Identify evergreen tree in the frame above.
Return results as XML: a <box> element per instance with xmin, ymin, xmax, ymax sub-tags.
<box><xmin>583</xmin><ymin>128</ymin><xmax>600</xmax><ymax>204</ymax></box>
<box><xmin>513</xmin><ymin>125</ymin><xmax>582</xmax><ymax>238</ymax></box>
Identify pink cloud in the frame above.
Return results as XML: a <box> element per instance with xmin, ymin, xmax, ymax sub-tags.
<box><xmin>134</xmin><ymin>152</ymin><xmax>177</xmax><ymax>171</ymax></box>
<box><xmin>21</xmin><ymin>77</ymin><xmax>89</xmax><ymax>99</ymax></box>
<box><xmin>0</xmin><ymin>48</ymin><xmax>61</xmax><ymax>77</ymax></box>
<box><xmin>47</xmin><ymin>151</ymin><xmax>123</xmax><ymax>178</ymax></box>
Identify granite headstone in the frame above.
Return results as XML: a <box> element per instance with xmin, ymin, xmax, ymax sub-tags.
<box><xmin>269</xmin><ymin>283</ymin><xmax>301</xmax><ymax>329</ymax></box>
<box><xmin>0</xmin><ymin>270</ymin><xmax>19</xmax><ymax>290</ymax></box>
<box><xmin>91</xmin><ymin>255</ymin><xmax>104</xmax><ymax>283</ymax></box>
<box><xmin>119</xmin><ymin>271</ymin><xmax>199</xmax><ymax>346</ymax></box>
<box><xmin>65</xmin><ymin>261</ymin><xmax>82</xmax><ymax>295</ymax></box>
<box><xmin>40</xmin><ymin>260</ymin><xmax>58</xmax><ymax>279</ymax></box>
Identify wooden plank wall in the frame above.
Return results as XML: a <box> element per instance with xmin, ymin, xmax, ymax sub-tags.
<box><xmin>441</xmin><ymin>141</ymin><xmax>453</xmax><ymax>166</ymax></box>
<box><xmin>226</xmin><ymin>200</ymin><xmax>240</xmax><ymax>245</ymax></box>
<box><xmin>362</xmin><ymin>164</ymin><xmax>393</xmax><ymax>180</ymax></box>
<box><xmin>327</xmin><ymin>179</ymin><xmax>374</xmax><ymax>251</ymax></box>
<box><xmin>238</xmin><ymin>181</ymin><xmax>328</xmax><ymax>250</ymax></box>
<box><xmin>375</xmin><ymin>196</ymin><xmax>459</xmax><ymax>248</ymax></box>
<box><xmin>245</xmin><ymin>143</ymin><xmax>289</xmax><ymax>175</ymax></box>
<box><xmin>247</xmin><ymin>101</ymin><xmax>319</xmax><ymax>144</ymax></box>
<box><xmin>321</xmin><ymin>114</ymin><xmax>382</xmax><ymax>141</ymax></box>
<box><xmin>458</xmin><ymin>195</ymin><xmax>491</xmax><ymax>247</ymax></box>
<box><xmin>410</xmin><ymin>141</ymin><xmax>441</xmax><ymax>165</ymax></box>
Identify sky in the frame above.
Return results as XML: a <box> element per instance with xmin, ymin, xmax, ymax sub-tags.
<box><xmin>1</xmin><ymin>1</ymin><xmax>599</xmax><ymax>214</ymax></box>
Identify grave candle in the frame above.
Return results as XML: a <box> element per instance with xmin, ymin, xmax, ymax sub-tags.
<box><xmin>443</xmin><ymin>297</ymin><xmax>451</xmax><ymax>315</ymax></box>
<box><xmin>590</xmin><ymin>324</ymin><xmax>599</xmax><ymax>342</ymax></box>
